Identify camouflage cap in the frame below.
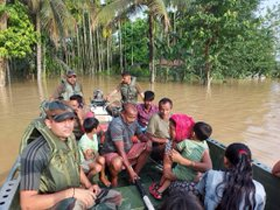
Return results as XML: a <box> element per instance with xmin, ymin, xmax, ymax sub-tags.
<box><xmin>66</xmin><ymin>70</ymin><xmax>76</xmax><ymax>77</ymax></box>
<box><xmin>45</xmin><ymin>100</ymin><xmax>75</xmax><ymax>122</ymax></box>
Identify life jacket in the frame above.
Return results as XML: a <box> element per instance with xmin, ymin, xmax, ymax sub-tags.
<box><xmin>170</xmin><ymin>114</ymin><xmax>195</xmax><ymax>143</ymax></box>
<box><xmin>120</xmin><ymin>76</ymin><xmax>138</xmax><ymax>104</ymax></box>
<box><xmin>61</xmin><ymin>78</ymin><xmax>83</xmax><ymax>100</ymax></box>
<box><xmin>19</xmin><ymin>118</ymin><xmax>80</xmax><ymax>193</ymax></box>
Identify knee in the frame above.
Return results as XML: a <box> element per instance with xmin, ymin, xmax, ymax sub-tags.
<box><xmin>95</xmin><ymin>164</ymin><xmax>102</xmax><ymax>172</ymax></box>
<box><xmin>110</xmin><ymin>157</ymin><xmax>123</xmax><ymax>173</ymax></box>
<box><xmin>98</xmin><ymin>156</ymin><xmax>106</xmax><ymax>165</ymax></box>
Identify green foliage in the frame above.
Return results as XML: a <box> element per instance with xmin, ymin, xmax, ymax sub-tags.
<box><xmin>152</xmin><ymin>0</ymin><xmax>276</xmax><ymax>82</ymax></box>
<box><xmin>121</xmin><ymin>19</ymin><xmax>149</xmax><ymax>68</ymax></box>
<box><xmin>0</xmin><ymin>1</ymin><xmax>37</xmax><ymax>58</ymax></box>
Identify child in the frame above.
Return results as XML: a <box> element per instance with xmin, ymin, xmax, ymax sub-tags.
<box><xmin>196</xmin><ymin>143</ymin><xmax>266</xmax><ymax>209</ymax></box>
<box><xmin>149</xmin><ymin>120</ymin><xmax>212</xmax><ymax>199</ymax></box>
<box><xmin>78</xmin><ymin>117</ymin><xmax>111</xmax><ymax>187</ymax></box>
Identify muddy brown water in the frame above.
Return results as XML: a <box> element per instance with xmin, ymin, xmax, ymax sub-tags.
<box><xmin>1</xmin><ymin>76</ymin><xmax>280</xmax><ymax>184</ymax></box>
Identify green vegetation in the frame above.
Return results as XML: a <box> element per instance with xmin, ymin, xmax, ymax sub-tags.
<box><xmin>0</xmin><ymin>1</ymin><xmax>36</xmax><ymax>58</ymax></box>
<box><xmin>0</xmin><ymin>0</ymin><xmax>279</xmax><ymax>86</ymax></box>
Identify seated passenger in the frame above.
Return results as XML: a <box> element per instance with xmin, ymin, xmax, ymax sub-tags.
<box><xmin>79</xmin><ymin>117</ymin><xmax>111</xmax><ymax>187</ymax></box>
<box><xmin>50</xmin><ymin>70</ymin><xmax>83</xmax><ymax>100</ymax></box>
<box><xmin>149</xmin><ymin>121</ymin><xmax>212</xmax><ymax>200</ymax></box>
<box><xmin>100</xmin><ymin>103</ymin><xmax>151</xmax><ymax>187</ymax></box>
<box><xmin>20</xmin><ymin>100</ymin><xmax>122</xmax><ymax>209</ymax></box>
<box><xmin>159</xmin><ymin>190</ymin><xmax>203</xmax><ymax>210</ymax></box>
<box><xmin>69</xmin><ymin>94</ymin><xmax>87</xmax><ymax>140</ymax></box>
<box><xmin>136</xmin><ymin>90</ymin><xmax>158</xmax><ymax>132</ymax></box>
<box><xmin>196</xmin><ymin>142</ymin><xmax>266</xmax><ymax>210</ymax></box>
<box><xmin>146</xmin><ymin>98</ymin><xmax>173</xmax><ymax>161</ymax></box>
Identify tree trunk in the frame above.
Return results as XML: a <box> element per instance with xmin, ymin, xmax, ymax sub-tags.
<box><xmin>36</xmin><ymin>13</ymin><xmax>42</xmax><ymax>83</ymax></box>
<box><xmin>88</xmin><ymin>17</ymin><xmax>95</xmax><ymax>75</ymax></box>
<box><xmin>148</xmin><ymin>14</ymin><xmax>155</xmax><ymax>83</ymax></box>
<box><xmin>0</xmin><ymin>0</ymin><xmax>7</xmax><ymax>87</ymax></box>
<box><xmin>96</xmin><ymin>28</ymin><xmax>101</xmax><ymax>72</ymax></box>
<box><xmin>203</xmin><ymin>37</ymin><xmax>214</xmax><ymax>86</ymax></box>
<box><xmin>118</xmin><ymin>21</ymin><xmax>123</xmax><ymax>73</ymax></box>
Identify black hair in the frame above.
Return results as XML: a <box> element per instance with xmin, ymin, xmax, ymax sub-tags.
<box><xmin>216</xmin><ymin>143</ymin><xmax>256</xmax><ymax>210</ymax></box>
<box><xmin>83</xmin><ymin>117</ymin><xmax>99</xmax><ymax>133</ymax></box>
<box><xmin>70</xmin><ymin>94</ymin><xmax>84</xmax><ymax>107</ymax></box>
<box><xmin>193</xmin><ymin>121</ymin><xmax>212</xmax><ymax>141</ymax></box>
<box><xmin>160</xmin><ymin>191</ymin><xmax>203</xmax><ymax>210</ymax></box>
<box><xmin>121</xmin><ymin>71</ymin><xmax>131</xmax><ymax>77</ymax></box>
<box><xmin>158</xmin><ymin>97</ymin><xmax>173</xmax><ymax>108</ymax></box>
<box><xmin>144</xmin><ymin>90</ymin><xmax>155</xmax><ymax>101</ymax></box>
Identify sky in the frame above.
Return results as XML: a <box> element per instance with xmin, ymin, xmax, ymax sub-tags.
<box><xmin>258</xmin><ymin>0</ymin><xmax>278</xmax><ymax>16</ymax></box>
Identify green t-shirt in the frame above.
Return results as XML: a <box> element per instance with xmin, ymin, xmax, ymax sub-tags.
<box><xmin>146</xmin><ymin>113</ymin><xmax>169</xmax><ymax>139</ymax></box>
<box><xmin>173</xmin><ymin>140</ymin><xmax>208</xmax><ymax>181</ymax></box>
<box><xmin>78</xmin><ymin>133</ymin><xmax>98</xmax><ymax>162</ymax></box>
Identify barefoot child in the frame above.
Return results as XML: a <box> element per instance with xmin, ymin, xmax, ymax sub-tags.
<box><xmin>79</xmin><ymin>117</ymin><xmax>111</xmax><ymax>187</ymax></box>
<box><xmin>149</xmin><ymin>121</ymin><xmax>212</xmax><ymax>199</ymax></box>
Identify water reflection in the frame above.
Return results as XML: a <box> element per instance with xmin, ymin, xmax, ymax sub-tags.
<box><xmin>0</xmin><ymin>77</ymin><xmax>279</xmax><ymax>184</ymax></box>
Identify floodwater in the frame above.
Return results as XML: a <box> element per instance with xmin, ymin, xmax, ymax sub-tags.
<box><xmin>1</xmin><ymin>75</ymin><xmax>280</xmax><ymax>184</ymax></box>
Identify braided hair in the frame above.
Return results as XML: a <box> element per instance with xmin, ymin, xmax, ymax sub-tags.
<box><xmin>216</xmin><ymin>143</ymin><xmax>256</xmax><ymax>210</ymax></box>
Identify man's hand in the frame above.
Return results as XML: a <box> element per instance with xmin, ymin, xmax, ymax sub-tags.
<box><xmin>89</xmin><ymin>184</ymin><xmax>101</xmax><ymax>195</ymax></box>
<box><xmin>73</xmin><ymin>188</ymin><xmax>96</xmax><ymax>208</ymax></box>
<box><xmin>128</xmin><ymin>167</ymin><xmax>139</xmax><ymax>183</ymax></box>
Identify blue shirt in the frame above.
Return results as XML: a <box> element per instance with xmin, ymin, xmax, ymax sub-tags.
<box><xmin>101</xmin><ymin>116</ymin><xmax>142</xmax><ymax>154</ymax></box>
<box><xmin>195</xmin><ymin>170</ymin><xmax>266</xmax><ymax>210</ymax></box>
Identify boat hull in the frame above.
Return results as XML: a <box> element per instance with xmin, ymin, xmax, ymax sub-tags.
<box><xmin>1</xmin><ymin>139</ymin><xmax>279</xmax><ymax>209</ymax></box>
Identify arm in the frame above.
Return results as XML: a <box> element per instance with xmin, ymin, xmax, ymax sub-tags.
<box><xmin>114</xmin><ymin>140</ymin><xmax>138</xmax><ymax>182</ymax></box>
<box><xmin>50</xmin><ymin>83</ymin><xmax>64</xmax><ymax>100</ymax></box>
<box><xmin>106</xmin><ymin>88</ymin><xmax>119</xmax><ymax>101</ymax></box>
<box><xmin>20</xmin><ymin>186</ymin><xmax>96</xmax><ymax>210</ymax></box>
<box><xmin>20</xmin><ymin>189</ymin><xmax>74</xmax><ymax>210</ymax></box>
<box><xmin>146</xmin><ymin>132</ymin><xmax>168</xmax><ymax>144</ymax></box>
<box><xmin>135</xmin><ymin>83</ymin><xmax>144</xmax><ymax>100</ymax></box>
<box><xmin>272</xmin><ymin>160</ymin><xmax>280</xmax><ymax>177</ymax></box>
<box><xmin>79</xmin><ymin>166</ymin><xmax>101</xmax><ymax>195</ymax></box>
<box><xmin>171</xmin><ymin>149</ymin><xmax>212</xmax><ymax>172</ymax></box>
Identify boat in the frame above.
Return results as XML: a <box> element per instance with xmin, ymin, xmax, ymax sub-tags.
<box><xmin>1</xmin><ymin>101</ymin><xmax>280</xmax><ymax>209</ymax></box>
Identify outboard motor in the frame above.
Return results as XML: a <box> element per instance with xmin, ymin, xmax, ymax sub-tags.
<box><xmin>91</xmin><ymin>89</ymin><xmax>106</xmax><ymax>107</ymax></box>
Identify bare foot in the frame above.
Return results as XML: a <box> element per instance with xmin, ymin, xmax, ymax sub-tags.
<box><xmin>100</xmin><ymin>176</ymin><xmax>111</xmax><ymax>187</ymax></box>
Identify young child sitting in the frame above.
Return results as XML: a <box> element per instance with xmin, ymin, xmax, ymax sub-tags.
<box><xmin>149</xmin><ymin>120</ymin><xmax>213</xmax><ymax>199</ymax></box>
<box><xmin>78</xmin><ymin>117</ymin><xmax>111</xmax><ymax>187</ymax></box>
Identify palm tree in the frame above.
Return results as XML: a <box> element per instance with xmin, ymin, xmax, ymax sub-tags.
<box><xmin>94</xmin><ymin>0</ymin><xmax>170</xmax><ymax>82</ymax></box>
<box><xmin>24</xmin><ymin>0</ymin><xmax>76</xmax><ymax>82</ymax></box>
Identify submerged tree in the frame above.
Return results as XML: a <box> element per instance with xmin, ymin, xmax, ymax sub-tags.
<box><xmin>0</xmin><ymin>1</ymin><xmax>36</xmax><ymax>86</ymax></box>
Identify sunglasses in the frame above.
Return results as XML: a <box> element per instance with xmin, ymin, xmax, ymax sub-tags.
<box><xmin>68</xmin><ymin>75</ymin><xmax>76</xmax><ymax>78</ymax></box>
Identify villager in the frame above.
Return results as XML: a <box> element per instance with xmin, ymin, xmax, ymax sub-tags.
<box><xmin>196</xmin><ymin>142</ymin><xmax>266</xmax><ymax>210</ymax></box>
<box><xmin>100</xmin><ymin>103</ymin><xmax>151</xmax><ymax>187</ymax></box>
<box><xmin>136</xmin><ymin>90</ymin><xmax>159</xmax><ymax>132</ymax></box>
<box><xmin>159</xmin><ymin>190</ymin><xmax>203</xmax><ymax>210</ymax></box>
<box><xmin>146</xmin><ymin>98</ymin><xmax>173</xmax><ymax>161</ymax></box>
<box><xmin>51</xmin><ymin>70</ymin><xmax>83</xmax><ymax>100</ymax></box>
<box><xmin>106</xmin><ymin>72</ymin><xmax>144</xmax><ymax>104</ymax></box>
<box><xmin>79</xmin><ymin>117</ymin><xmax>111</xmax><ymax>187</ymax></box>
<box><xmin>149</xmin><ymin>121</ymin><xmax>212</xmax><ymax>200</ymax></box>
<box><xmin>20</xmin><ymin>100</ymin><xmax>122</xmax><ymax>209</ymax></box>
<box><xmin>68</xmin><ymin>94</ymin><xmax>87</xmax><ymax>140</ymax></box>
